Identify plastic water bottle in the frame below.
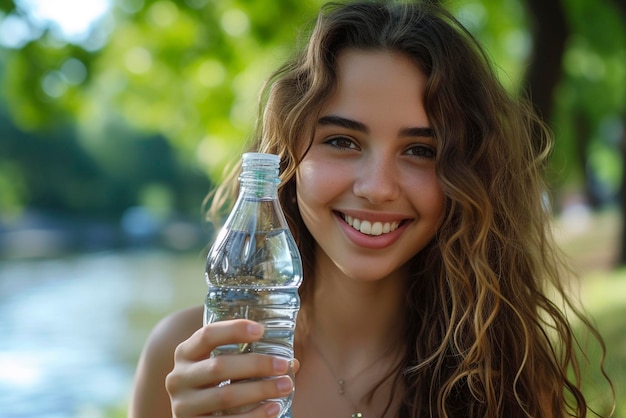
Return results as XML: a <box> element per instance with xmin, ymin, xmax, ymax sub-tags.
<box><xmin>204</xmin><ymin>152</ymin><xmax>302</xmax><ymax>417</ymax></box>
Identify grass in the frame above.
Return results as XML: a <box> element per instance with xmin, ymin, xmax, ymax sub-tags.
<box><xmin>572</xmin><ymin>269</ymin><xmax>626</xmax><ymax>417</ymax></box>
<box><xmin>555</xmin><ymin>208</ymin><xmax>625</xmax><ymax>417</ymax></box>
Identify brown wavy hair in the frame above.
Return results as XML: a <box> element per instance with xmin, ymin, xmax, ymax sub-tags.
<box><xmin>207</xmin><ymin>1</ymin><xmax>613</xmax><ymax>417</ymax></box>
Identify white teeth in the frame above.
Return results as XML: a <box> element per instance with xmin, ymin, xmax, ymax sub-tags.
<box><xmin>360</xmin><ymin>220</ymin><xmax>372</xmax><ymax>234</ymax></box>
<box><xmin>343</xmin><ymin>215</ymin><xmax>400</xmax><ymax>236</ymax></box>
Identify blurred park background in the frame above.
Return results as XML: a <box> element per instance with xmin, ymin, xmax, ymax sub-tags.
<box><xmin>0</xmin><ymin>0</ymin><xmax>624</xmax><ymax>416</ymax></box>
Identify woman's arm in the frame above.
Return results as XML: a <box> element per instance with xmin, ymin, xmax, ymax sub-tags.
<box><xmin>128</xmin><ymin>306</ymin><xmax>204</xmax><ymax>418</ymax></box>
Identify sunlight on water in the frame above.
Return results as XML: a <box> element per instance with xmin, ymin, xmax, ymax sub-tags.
<box><xmin>0</xmin><ymin>250</ymin><xmax>205</xmax><ymax>418</ymax></box>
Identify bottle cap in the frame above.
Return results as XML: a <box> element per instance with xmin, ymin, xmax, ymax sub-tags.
<box><xmin>241</xmin><ymin>153</ymin><xmax>280</xmax><ymax>182</ymax></box>
<box><xmin>242</xmin><ymin>152</ymin><xmax>280</xmax><ymax>168</ymax></box>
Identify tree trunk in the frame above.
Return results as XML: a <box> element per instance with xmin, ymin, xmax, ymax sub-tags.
<box><xmin>617</xmin><ymin>116</ymin><xmax>626</xmax><ymax>266</ymax></box>
<box><xmin>572</xmin><ymin>108</ymin><xmax>602</xmax><ymax>209</ymax></box>
<box><xmin>523</xmin><ymin>0</ymin><xmax>569</xmax><ymax>123</ymax></box>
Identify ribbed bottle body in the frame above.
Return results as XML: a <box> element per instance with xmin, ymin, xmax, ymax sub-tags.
<box><xmin>204</xmin><ymin>153</ymin><xmax>302</xmax><ymax>417</ymax></box>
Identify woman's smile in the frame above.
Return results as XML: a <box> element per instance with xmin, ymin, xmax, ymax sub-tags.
<box><xmin>335</xmin><ymin>210</ymin><xmax>413</xmax><ymax>250</ymax></box>
<box><xmin>338</xmin><ymin>211</ymin><xmax>407</xmax><ymax>236</ymax></box>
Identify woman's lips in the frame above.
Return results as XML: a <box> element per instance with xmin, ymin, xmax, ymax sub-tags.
<box><xmin>335</xmin><ymin>211</ymin><xmax>411</xmax><ymax>249</ymax></box>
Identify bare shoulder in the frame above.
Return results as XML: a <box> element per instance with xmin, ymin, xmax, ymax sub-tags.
<box><xmin>128</xmin><ymin>305</ymin><xmax>204</xmax><ymax>418</ymax></box>
<box><xmin>140</xmin><ymin>305</ymin><xmax>204</xmax><ymax>369</ymax></box>
<box><xmin>151</xmin><ymin>305</ymin><xmax>205</xmax><ymax>349</ymax></box>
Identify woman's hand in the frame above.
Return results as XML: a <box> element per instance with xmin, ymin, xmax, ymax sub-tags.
<box><xmin>165</xmin><ymin>319</ymin><xmax>295</xmax><ymax>418</ymax></box>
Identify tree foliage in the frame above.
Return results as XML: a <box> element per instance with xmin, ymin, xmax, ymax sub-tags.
<box><xmin>553</xmin><ymin>0</ymin><xmax>626</xmax><ymax>197</ymax></box>
<box><xmin>1</xmin><ymin>0</ymin><xmax>325</xmax><ymax>178</ymax></box>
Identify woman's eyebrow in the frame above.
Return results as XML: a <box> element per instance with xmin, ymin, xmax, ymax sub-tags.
<box><xmin>319</xmin><ymin>115</ymin><xmax>434</xmax><ymax>138</ymax></box>
<box><xmin>400</xmin><ymin>127</ymin><xmax>434</xmax><ymax>138</ymax></box>
<box><xmin>318</xmin><ymin>115</ymin><xmax>369</xmax><ymax>133</ymax></box>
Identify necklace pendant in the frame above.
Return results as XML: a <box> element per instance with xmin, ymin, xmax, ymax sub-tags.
<box><xmin>338</xmin><ymin>379</ymin><xmax>345</xmax><ymax>395</ymax></box>
<box><xmin>352</xmin><ymin>413</ymin><xmax>363</xmax><ymax>418</ymax></box>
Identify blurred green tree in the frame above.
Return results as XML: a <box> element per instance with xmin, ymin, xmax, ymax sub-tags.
<box><xmin>0</xmin><ymin>0</ymin><xmax>325</xmax><ymax>178</ymax></box>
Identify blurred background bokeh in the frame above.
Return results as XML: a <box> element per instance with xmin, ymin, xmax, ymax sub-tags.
<box><xmin>0</xmin><ymin>0</ymin><xmax>623</xmax><ymax>416</ymax></box>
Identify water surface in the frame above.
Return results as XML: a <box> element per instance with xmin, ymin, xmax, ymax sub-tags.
<box><xmin>0</xmin><ymin>250</ymin><xmax>206</xmax><ymax>418</ymax></box>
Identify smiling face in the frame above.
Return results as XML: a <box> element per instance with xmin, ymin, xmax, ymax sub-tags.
<box><xmin>295</xmin><ymin>49</ymin><xmax>446</xmax><ymax>283</ymax></box>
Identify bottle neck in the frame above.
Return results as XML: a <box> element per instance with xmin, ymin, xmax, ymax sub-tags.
<box><xmin>239</xmin><ymin>178</ymin><xmax>279</xmax><ymax>199</ymax></box>
<box><xmin>239</xmin><ymin>161</ymin><xmax>280</xmax><ymax>199</ymax></box>
<box><xmin>238</xmin><ymin>152</ymin><xmax>280</xmax><ymax>199</ymax></box>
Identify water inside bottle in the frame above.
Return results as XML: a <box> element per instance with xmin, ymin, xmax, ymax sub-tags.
<box><xmin>204</xmin><ymin>286</ymin><xmax>300</xmax><ymax>416</ymax></box>
<box><xmin>207</xmin><ymin>228</ymin><xmax>302</xmax><ymax>288</ymax></box>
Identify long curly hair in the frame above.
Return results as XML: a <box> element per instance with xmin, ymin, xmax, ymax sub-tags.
<box><xmin>208</xmin><ymin>1</ymin><xmax>613</xmax><ymax>417</ymax></box>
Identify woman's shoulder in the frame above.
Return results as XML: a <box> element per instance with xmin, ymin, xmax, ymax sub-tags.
<box><xmin>138</xmin><ymin>304</ymin><xmax>204</xmax><ymax>374</ymax></box>
<box><xmin>150</xmin><ymin>305</ymin><xmax>205</xmax><ymax>347</ymax></box>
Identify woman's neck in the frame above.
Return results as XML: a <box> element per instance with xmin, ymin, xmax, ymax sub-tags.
<box><xmin>292</xmin><ymin>254</ymin><xmax>408</xmax><ymax>418</ymax></box>
<box><xmin>307</xmin><ymin>253</ymin><xmax>408</xmax><ymax>362</ymax></box>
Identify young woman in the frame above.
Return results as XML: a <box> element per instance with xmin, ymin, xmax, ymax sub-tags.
<box><xmin>129</xmin><ymin>1</ymin><xmax>612</xmax><ymax>417</ymax></box>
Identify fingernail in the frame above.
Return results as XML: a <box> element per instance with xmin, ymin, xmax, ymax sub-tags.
<box><xmin>265</xmin><ymin>402</ymin><xmax>280</xmax><ymax>417</ymax></box>
<box><xmin>276</xmin><ymin>376</ymin><xmax>293</xmax><ymax>394</ymax></box>
<box><xmin>273</xmin><ymin>357</ymin><xmax>289</xmax><ymax>373</ymax></box>
<box><xmin>248</xmin><ymin>322</ymin><xmax>264</xmax><ymax>338</ymax></box>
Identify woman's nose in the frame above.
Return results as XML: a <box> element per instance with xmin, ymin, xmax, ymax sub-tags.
<box><xmin>352</xmin><ymin>155</ymin><xmax>400</xmax><ymax>204</ymax></box>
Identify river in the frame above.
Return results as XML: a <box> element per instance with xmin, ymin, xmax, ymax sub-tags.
<box><xmin>0</xmin><ymin>250</ymin><xmax>207</xmax><ymax>418</ymax></box>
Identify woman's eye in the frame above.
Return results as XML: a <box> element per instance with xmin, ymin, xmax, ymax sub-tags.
<box><xmin>325</xmin><ymin>136</ymin><xmax>359</xmax><ymax>150</ymax></box>
<box><xmin>406</xmin><ymin>144</ymin><xmax>436</xmax><ymax>159</ymax></box>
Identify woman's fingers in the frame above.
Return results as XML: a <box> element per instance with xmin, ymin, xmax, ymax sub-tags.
<box><xmin>176</xmin><ymin>319</ymin><xmax>265</xmax><ymax>361</ymax></box>
<box><xmin>207</xmin><ymin>375</ymin><xmax>293</xmax><ymax>412</ymax></box>
<box><xmin>172</xmin><ymin>375</ymin><xmax>294</xmax><ymax>418</ymax></box>
<box><xmin>292</xmin><ymin>358</ymin><xmax>300</xmax><ymax>374</ymax></box>
<box><xmin>185</xmin><ymin>353</ymin><xmax>293</xmax><ymax>388</ymax></box>
<box><xmin>187</xmin><ymin>402</ymin><xmax>283</xmax><ymax>418</ymax></box>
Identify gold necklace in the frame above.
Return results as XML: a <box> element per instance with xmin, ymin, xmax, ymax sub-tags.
<box><xmin>309</xmin><ymin>335</ymin><xmax>396</xmax><ymax>418</ymax></box>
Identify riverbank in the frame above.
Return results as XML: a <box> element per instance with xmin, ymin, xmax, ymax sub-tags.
<box><xmin>0</xmin><ymin>208</ymin><xmax>213</xmax><ymax>260</ymax></box>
